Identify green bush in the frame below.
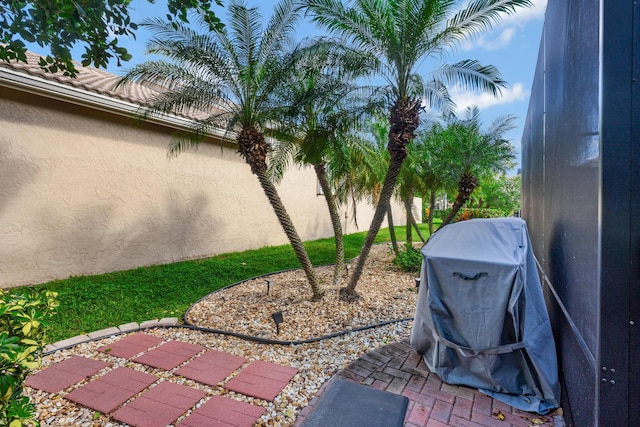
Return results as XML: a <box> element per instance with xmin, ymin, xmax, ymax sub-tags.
<box><xmin>432</xmin><ymin>208</ymin><xmax>504</xmax><ymax>223</ymax></box>
<box><xmin>0</xmin><ymin>289</ymin><xmax>58</xmax><ymax>427</ymax></box>
<box><xmin>392</xmin><ymin>245</ymin><xmax>423</xmax><ymax>272</ymax></box>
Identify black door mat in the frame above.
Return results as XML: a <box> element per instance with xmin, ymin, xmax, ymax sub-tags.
<box><xmin>299</xmin><ymin>378</ymin><xmax>409</xmax><ymax>427</ymax></box>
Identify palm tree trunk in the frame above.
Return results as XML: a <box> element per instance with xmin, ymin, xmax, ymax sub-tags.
<box><xmin>387</xmin><ymin>205</ymin><xmax>399</xmax><ymax>255</ymax></box>
<box><xmin>340</xmin><ymin>156</ymin><xmax>403</xmax><ymax>301</ymax></box>
<box><xmin>440</xmin><ymin>195</ymin><xmax>466</xmax><ymax>228</ymax></box>
<box><xmin>439</xmin><ymin>172</ymin><xmax>479</xmax><ymax>230</ymax></box>
<box><xmin>255</xmin><ymin>170</ymin><xmax>324</xmax><ymax>300</ymax></box>
<box><xmin>411</xmin><ymin>215</ymin><xmax>425</xmax><ymax>243</ymax></box>
<box><xmin>340</xmin><ymin>97</ymin><xmax>420</xmax><ymax>301</ymax></box>
<box><xmin>428</xmin><ymin>190</ymin><xmax>436</xmax><ymax>235</ymax></box>
<box><xmin>314</xmin><ymin>163</ymin><xmax>345</xmax><ymax>287</ymax></box>
<box><xmin>239</xmin><ymin>126</ymin><xmax>323</xmax><ymax>299</ymax></box>
<box><xmin>403</xmin><ymin>195</ymin><xmax>413</xmax><ymax>247</ymax></box>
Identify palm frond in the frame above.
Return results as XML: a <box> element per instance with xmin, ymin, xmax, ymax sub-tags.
<box><xmin>227</xmin><ymin>0</ymin><xmax>262</xmax><ymax>70</ymax></box>
<box><xmin>305</xmin><ymin>0</ymin><xmax>385</xmax><ymax>53</ymax></box>
<box><xmin>267</xmin><ymin>137</ymin><xmax>299</xmax><ymax>183</ymax></box>
<box><xmin>443</xmin><ymin>0</ymin><xmax>533</xmax><ymax>46</ymax></box>
<box><xmin>259</xmin><ymin>0</ymin><xmax>302</xmax><ymax>64</ymax></box>
<box><xmin>431</xmin><ymin>59</ymin><xmax>506</xmax><ymax>96</ymax></box>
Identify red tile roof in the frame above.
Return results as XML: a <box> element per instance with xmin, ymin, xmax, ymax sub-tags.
<box><xmin>0</xmin><ymin>51</ymin><xmax>226</xmax><ymax>127</ymax></box>
<box><xmin>0</xmin><ymin>51</ymin><xmax>160</xmax><ymax>106</ymax></box>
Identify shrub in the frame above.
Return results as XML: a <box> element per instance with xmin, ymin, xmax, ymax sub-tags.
<box><xmin>0</xmin><ymin>289</ymin><xmax>58</xmax><ymax>427</ymax></box>
<box><xmin>393</xmin><ymin>245</ymin><xmax>423</xmax><ymax>272</ymax></box>
<box><xmin>433</xmin><ymin>208</ymin><xmax>504</xmax><ymax>223</ymax></box>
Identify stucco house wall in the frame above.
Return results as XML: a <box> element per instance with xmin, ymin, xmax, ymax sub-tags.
<box><xmin>0</xmin><ymin>57</ymin><xmax>412</xmax><ymax>289</ymax></box>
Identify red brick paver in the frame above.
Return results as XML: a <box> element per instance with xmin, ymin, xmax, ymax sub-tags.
<box><xmin>224</xmin><ymin>360</ymin><xmax>298</xmax><ymax>401</ymax></box>
<box><xmin>112</xmin><ymin>381</ymin><xmax>206</xmax><ymax>427</ymax></box>
<box><xmin>177</xmin><ymin>395</ymin><xmax>266</xmax><ymax>427</ymax></box>
<box><xmin>98</xmin><ymin>333</ymin><xmax>163</xmax><ymax>359</ymax></box>
<box><xmin>133</xmin><ymin>340</ymin><xmax>204</xmax><ymax>370</ymax></box>
<box><xmin>25</xmin><ymin>356</ymin><xmax>110</xmax><ymax>393</ymax></box>
<box><xmin>65</xmin><ymin>367</ymin><xmax>157</xmax><ymax>413</ymax></box>
<box><xmin>294</xmin><ymin>338</ymin><xmax>559</xmax><ymax>427</ymax></box>
<box><xmin>175</xmin><ymin>349</ymin><xmax>247</xmax><ymax>386</ymax></box>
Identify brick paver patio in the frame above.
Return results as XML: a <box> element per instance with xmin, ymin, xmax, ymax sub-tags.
<box><xmin>295</xmin><ymin>338</ymin><xmax>561</xmax><ymax>427</ymax></box>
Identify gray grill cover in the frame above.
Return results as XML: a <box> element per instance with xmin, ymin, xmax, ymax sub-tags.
<box><xmin>410</xmin><ymin>218</ymin><xmax>560</xmax><ymax>414</ymax></box>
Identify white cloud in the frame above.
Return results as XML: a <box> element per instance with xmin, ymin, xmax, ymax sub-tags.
<box><xmin>499</xmin><ymin>0</ymin><xmax>547</xmax><ymax>27</ymax></box>
<box><xmin>459</xmin><ymin>0</ymin><xmax>547</xmax><ymax>51</ymax></box>
<box><xmin>474</xmin><ymin>27</ymin><xmax>517</xmax><ymax>51</ymax></box>
<box><xmin>450</xmin><ymin>83</ymin><xmax>529</xmax><ymax>115</ymax></box>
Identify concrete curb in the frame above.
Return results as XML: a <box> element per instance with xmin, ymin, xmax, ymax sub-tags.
<box><xmin>44</xmin><ymin>318</ymin><xmax>179</xmax><ymax>353</ymax></box>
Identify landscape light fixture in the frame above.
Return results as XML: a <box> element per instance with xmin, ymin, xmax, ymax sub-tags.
<box><xmin>266</xmin><ymin>279</ymin><xmax>272</xmax><ymax>295</ymax></box>
<box><xmin>272</xmin><ymin>311</ymin><xmax>284</xmax><ymax>334</ymax></box>
<box><xmin>415</xmin><ymin>278</ymin><xmax>421</xmax><ymax>292</ymax></box>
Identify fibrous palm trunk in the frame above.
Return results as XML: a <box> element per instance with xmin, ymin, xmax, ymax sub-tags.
<box><xmin>314</xmin><ymin>162</ymin><xmax>345</xmax><ymax>287</ymax></box>
<box><xmin>340</xmin><ymin>97</ymin><xmax>420</xmax><ymax>301</ymax></box>
<box><xmin>412</xmin><ymin>215</ymin><xmax>425</xmax><ymax>243</ymax></box>
<box><xmin>439</xmin><ymin>172</ymin><xmax>479</xmax><ymax>229</ymax></box>
<box><xmin>428</xmin><ymin>190</ymin><xmax>436</xmax><ymax>235</ymax></box>
<box><xmin>387</xmin><ymin>206</ymin><xmax>399</xmax><ymax>255</ymax></box>
<box><xmin>403</xmin><ymin>194</ymin><xmax>414</xmax><ymax>247</ymax></box>
<box><xmin>239</xmin><ymin>127</ymin><xmax>324</xmax><ymax>300</ymax></box>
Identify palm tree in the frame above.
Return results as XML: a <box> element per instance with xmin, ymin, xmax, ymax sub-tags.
<box><xmin>268</xmin><ymin>42</ymin><xmax>377</xmax><ymax>287</ymax></box>
<box><xmin>437</xmin><ymin>106</ymin><xmax>517</xmax><ymax>228</ymax></box>
<box><xmin>305</xmin><ymin>0</ymin><xmax>532</xmax><ymax>300</ymax></box>
<box><xmin>119</xmin><ymin>0</ymin><xmax>325</xmax><ymax>300</ymax></box>
<box><xmin>346</xmin><ymin>116</ymin><xmax>403</xmax><ymax>255</ymax></box>
<box><xmin>396</xmin><ymin>138</ymin><xmax>429</xmax><ymax>246</ymax></box>
<box><xmin>413</xmin><ymin>123</ymin><xmax>457</xmax><ymax>235</ymax></box>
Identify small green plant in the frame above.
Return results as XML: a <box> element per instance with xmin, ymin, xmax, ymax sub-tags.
<box><xmin>0</xmin><ymin>289</ymin><xmax>58</xmax><ymax>427</ymax></box>
<box><xmin>392</xmin><ymin>245</ymin><xmax>423</xmax><ymax>272</ymax></box>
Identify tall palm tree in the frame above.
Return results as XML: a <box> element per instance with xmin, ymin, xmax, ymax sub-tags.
<box><xmin>305</xmin><ymin>0</ymin><xmax>532</xmax><ymax>300</ymax></box>
<box><xmin>119</xmin><ymin>0</ymin><xmax>325</xmax><ymax>300</ymax></box>
<box><xmin>267</xmin><ymin>42</ymin><xmax>377</xmax><ymax>287</ymax></box>
<box><xmin>437</xmin><ymin>106</ymin><xmax>516</xmax><ymax>228</ymax></box>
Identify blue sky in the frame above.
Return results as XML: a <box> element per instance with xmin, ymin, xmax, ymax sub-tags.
<box><xmin>24</xmin><ymin>0</ymin><xmax>547</xmax><ymax>170</ymax></box>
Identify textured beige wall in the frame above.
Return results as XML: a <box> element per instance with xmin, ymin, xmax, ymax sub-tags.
<box><xmin>0</xmin><ymin>87</ymin><xmax>410</xmax><ymax>288</ymax></box>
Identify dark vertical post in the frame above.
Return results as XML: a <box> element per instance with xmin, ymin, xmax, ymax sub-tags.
<box><xmin>599</xmin><ymin>2</ymin><xmax>633</xmax><ymax>425</ymax></box>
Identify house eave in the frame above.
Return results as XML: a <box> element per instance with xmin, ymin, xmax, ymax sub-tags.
<box><xmin>0</xmin><ymin>66</ymin><xmax>228</xmax><ymax>141</ymax></box>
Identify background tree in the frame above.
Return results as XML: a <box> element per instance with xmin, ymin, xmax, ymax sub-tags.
<box><xmin>305</xmin><ymin>0</ymin><xmax>530</xmax><ymax>300</ymax></box>
<box><xmin>438</xmin><ymin>106</ymin><xmax>517</xmax><ymax>228</ymax></box>
<box><xmin>396</xmin><ymin>137</ymin><xmax>429</xmax><ymax>246</ymax></box>
<box><xmin>413</xmin><ymin>123</ymin><xmax>457</xmax><ymax>235</ymax></box>
<box><xmin>347</xmin><ymin>117</ymin><xmax>402</xmax><ymax>255</ymax></box>
<box><xmin>476</xmin><ymin>173</ymin><xmax>521</xmax><ymax>216</ymax></box>
<box><xmin>0</xmin><ymin>0</ymin><xmax>224</xmax><ymax>76</ymax></box>
<box><xmin>119</xmin><ymin>0</ymin><xmax>325</xmax><ymax>300</ymax></box>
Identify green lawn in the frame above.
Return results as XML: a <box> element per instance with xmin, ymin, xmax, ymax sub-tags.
<box><xmin>26</xmin><ymin>223</ymin><xmax>438</xmax><ymax>343</ymax></box>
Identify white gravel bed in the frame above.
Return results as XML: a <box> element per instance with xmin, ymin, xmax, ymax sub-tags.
<box><xmin>24</xmin><ymin>244</ymin><xmax>420</xmax><ymax>426</ymax></box>
<box><xmin>186</xmin><ymin>244</ymin><xmax>419</xmax><ymax>341</ymax></box>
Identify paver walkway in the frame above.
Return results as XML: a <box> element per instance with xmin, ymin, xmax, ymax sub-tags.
<box><xmin>26</xmin><ymin>332</ymin><xmax>298</xmax><ymax>427</ymax></box>
<box><xmin>28</xmin><ymin>330</ymin><xmax>564</xmax><ymax>426</ymax></box>
<box><xmin>295</xmin><ymin>338</ymin><xmax>563</xmax><ymax>427</ymax></box>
